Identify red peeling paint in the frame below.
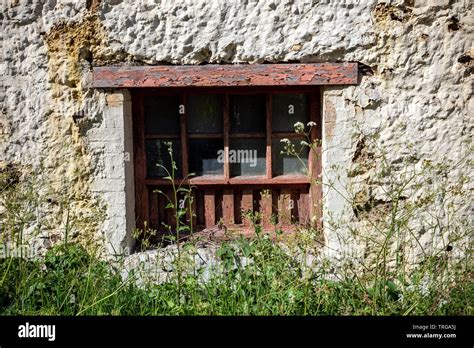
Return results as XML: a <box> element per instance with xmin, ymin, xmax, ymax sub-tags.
<box><xmin>92</xmin><ymin>63</ymin><xmax>358</xmax><ymax>88</ymax></box>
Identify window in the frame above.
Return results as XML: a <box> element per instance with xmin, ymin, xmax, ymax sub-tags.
<box><xmin>94</xmin><ymin>63</ymin><xmax>359</xmax><ymax>243</ymax></box>
<box><xmin>133</xmin><ymin>87</ymin><xmax>320</xmax><ymax>238</ymax></box>
<box><xmin>139</xmin><ymin>90</ymin><xmax>316</xmax><ymax>181</ymax></box>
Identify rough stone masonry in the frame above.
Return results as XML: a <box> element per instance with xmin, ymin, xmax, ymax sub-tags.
<box><xmin>1</xmin><ymin>0</ymin><xmax>472</xmax><ymax>267</ymax></box>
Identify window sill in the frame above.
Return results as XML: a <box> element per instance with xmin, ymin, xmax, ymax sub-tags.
<box><xmin>145</xmin><ymin>174</ymin><xmax>310</xmax><ymax>186</ymax></box>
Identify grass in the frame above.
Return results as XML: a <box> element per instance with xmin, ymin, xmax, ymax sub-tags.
<box><xmin>0</xmin><ymin>130</ymin><xmax>472</xmax><ymax>316</ymax></box>
<box><xmin>0</xmin><ymin>234</ymin><xmax>472</xmax><ymax>316</ymax></box>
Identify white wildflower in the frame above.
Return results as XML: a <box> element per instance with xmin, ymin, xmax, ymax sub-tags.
<box><xmin>294</xmin><ymin>121</ymin><xmax>305</xmax><ymax>133</ymax></box>
<box><xmin>419</xmin><ymin>275</ymin><xmax>430</xmax><ymax>297</ymax></box>
<box><xmin>280</xmin><ymin>138</ymin><xmax>291</xmax><ymax>144</ymax></box>
<box><xmin>288</xmin><ymin>290</ymin><xmax>295</xmax><ymax>303</ymax></box>
<box><xmin>300</xmin><ymin>140</ymin><xmax>309</xmax><ymax>146</ymax></box>
<box><xmin>307</xmin><ymin>121</ymin><xmax>316</xmax><ymax>127</ymax></box>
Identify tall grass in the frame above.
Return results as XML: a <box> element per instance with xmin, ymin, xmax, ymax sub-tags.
<box><xmin>0</xmin><ymin>133</ymin><xmax>472</xmax><ymax>316</ymax></box>
<box><xmin>0</xmin><ymin>236</ymin><xmax>471</xmax><ymax>315</ymax></box>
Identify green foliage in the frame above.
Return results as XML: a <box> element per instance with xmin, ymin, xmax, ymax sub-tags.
<box><xmin>0</xmin><ymin>124</ymin><xmax>472</xmax><ymax>316</ymax></box>
<box><xmin>0</xmin><ymin>236</ymin><xmax>471</xmax><ymax>315</ymax></box>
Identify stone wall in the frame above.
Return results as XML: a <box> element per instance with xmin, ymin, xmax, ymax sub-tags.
<box><xmin>1</xmin><ymin>0</ymin><xmax>472</xmax><ymax>262</ymax></box>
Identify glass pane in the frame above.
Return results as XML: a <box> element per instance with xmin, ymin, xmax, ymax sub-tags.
<box><xmin>188</xmin><ymin>139</ymin><xmax>224</xmax><ymax>176</ymax></box>
<box><xmin>230</xmin><ymin>139</ymin><xmax>266</xmax><ymax>176</ymax></box>
<box><xmin>146</xmin><ymin>139</ymin><xmax>182</xmax><ymax>178</ymax></box>
<box><xmin>230</xmin><ymin>95</ymin><xmax>266</xmax><ymax>133</ymax></box>
<box><xmin>272</xmin><ymin>138</ymin><xmax>308</xmax><ymax>176</ymax></box>
<box><xmin>144</xmin><ymin>96</ymin><xmax>180</xmax><ymax>134</ymax></box>
<box><xmin>187</xmin><ymin>95</ymin><xmax>223</xmax><ymax>134</ymax></box>
<box><xmin>272</xmin><ymin>94</ymin><xmax>308</xmax><ymax>133</ymax></box>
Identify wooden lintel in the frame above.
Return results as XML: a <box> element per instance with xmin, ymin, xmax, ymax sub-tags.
<box><xmin>93</xmin><ymin>63</ymin><xmax>358</xmax><ymax>88</ymax></box>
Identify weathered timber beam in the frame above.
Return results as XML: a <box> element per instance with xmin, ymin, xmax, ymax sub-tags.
<box><xmin>92</xmin><ymin>63</ymin><xmax>358</xmax><ymax>88</ymax></box>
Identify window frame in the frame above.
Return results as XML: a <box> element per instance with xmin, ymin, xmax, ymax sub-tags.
<box><xmin>134</xmin><ymin>86</ymin><xmax>320</xmax><ymax>185</ymax></box>
<box><xmin>132</xmin><ymin>86</ymin><xmax>322</xmax><ymax>234</ymax></box>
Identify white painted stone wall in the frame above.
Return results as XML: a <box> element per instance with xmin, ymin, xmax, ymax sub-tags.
<box><xmin>91</xmin><ymin>90</ymin><xmax>135</xmax><ymax>255</ymax></box>
<box><xmin>1</xmin><ymin>0</ymin><xmax>472</xmax><ymax>261</ymax></box>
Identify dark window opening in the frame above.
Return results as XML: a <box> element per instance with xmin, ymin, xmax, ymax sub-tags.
<box><xmin>133</xmin><ymin>87</ymin><xmax>321</xmax><ymax>243</ymax></box>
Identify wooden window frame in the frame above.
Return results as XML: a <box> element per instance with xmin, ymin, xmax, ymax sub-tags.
<box><xmin>92</xmin><ymin>63</ymin><xmax>358</xmax><ymax>239</ymax></box>
<box><xmin>132</xmin><ymin>86</ymin><xmax>322</xmax><ymax>233</ymax></box>
<box><xmin>134</xmin><ymin>87</ymin><xmax>320</xmax><ymax>184</ymax></box>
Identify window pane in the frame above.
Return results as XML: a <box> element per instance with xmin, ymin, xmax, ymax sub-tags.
<box><xmin>272</xmin><ymin>138</ymin><xmax>308</xmax><ymax>176</ymax></box>
<box><xmin>230</xmin><ymin>95</ymin><xmax>265</xmax><ymax>133</ymax></box>
<box><xmin>187</xmin><ymin>95</ymin><xmax>223</xmax><ymax>134</ymax></box>
<box><xmin>144</xmin><ymin>96</ymin><xmax>180</xmax><ymax>134</ymax></box>
<box><xmin>188</xmin><ymin>139</ymin><xmax>224</xmax><ymax>176</ymax></box>
<box><xmin>230</xmin><ymin>139</ymin><xmax>266</xmax><ymax>176</ymax></box>
<box><xmin>272</xmin><ymin>94</ymin><xmax>308</xmax><ymax>133</ymax></box>
<box><xmin>146</xmin><ymin>139</ymin><xmax>182</xmax><ymax>178</ymax></box>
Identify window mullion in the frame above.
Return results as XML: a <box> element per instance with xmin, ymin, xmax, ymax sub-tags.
<box><xmin>223</xmin><ymin>94</ymin><xmax>230</xmax><ymax>180</ymax></box>
<box><xmin>308</xmin><ymin>92</ymin><xmax>322</xmax><ymax>228</ymax></box>
<box><xmin>180</xmin><ymin>93</ymin><xmax>189</xmax><ymax>178</ymax></box>
<box><xmin>266</xmin><ymin>93</ymin><xmax>272</xmax><ymax>179</ymax></box>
